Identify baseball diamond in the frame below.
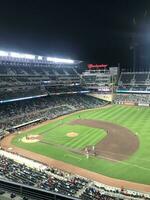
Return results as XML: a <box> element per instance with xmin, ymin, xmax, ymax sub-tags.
<box><xmin>1</xmin><ymin>104</ymin><xmax>150</xmax><ymax>191</ymax></box>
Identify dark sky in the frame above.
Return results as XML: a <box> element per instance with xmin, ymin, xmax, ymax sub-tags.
<box><xmin>0</xmin><ymin>0</ymin><xmax>150</xmax><ymax>66</ymax></box>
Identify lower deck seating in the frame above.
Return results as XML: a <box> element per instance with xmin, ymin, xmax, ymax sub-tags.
<box><xmin>0</xmin><ymin>94</ymin><xmax>107</xmax><ymax>130</ymax></box>
<box><xmin>0</xmin><ymin>151</ymin><xmax>148</xmax><ymax>200</ymax></box>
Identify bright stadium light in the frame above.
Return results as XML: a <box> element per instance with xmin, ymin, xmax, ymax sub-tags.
<box><xmin>23</xmin><ymin>54</ymin><xmax>35</xmax><ymax>59</ymax></box>
<box><xmin>10</xmin><ymin>52</ymin><xmax>24</xmax><ymax>58</ymax></box>
<box><xmin>10</xmin><ymin>52</ymin><xmax>35</xmax><ymax>59</ymax></box>
<box><xmin>38</xmin><ymin>56</ymin><xmax>43</xmax><ymax>60</ymax></box>
<box><xmin>0</xmin><ymin>50</ymin><xmax>74</xmax><ymax>63</ymax></box>
<box><xmin>47</xmin><ymin>57</ymin><xmax>74</xmax><ymax>64</ymax></box>
<box><xmin>0</xmin><ymin>50</ymin><xmax>9</xmax><ymax>57</ymax></box>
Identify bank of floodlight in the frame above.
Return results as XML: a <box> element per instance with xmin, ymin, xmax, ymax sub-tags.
<box><xmin>10</xmin><ymin>52</ymin><xmax>35</xmax><ymax>60</ymax></box>
<box><xmin>10</xmin><ymin>52</ymin><xmax>24</xmax><ymax>58</ymax></box>
<box><xmin>47</xmin><ymin>57</ymin><xmax>74</xmax><ymax>64</ymax></box>
<box><xmin>38</xmin><ymin>56</ymin><xmax>43</xmax><ymax>60</ymax></box>
<box><xmin>0</xmin><ymin>51</ymin><xmax>9</xmax><ymax>57</ymax></box>
<box><xmin>0</xmin><ymin>50</ymin><xmax>74</xmax><ymax>63</ymax></box>
<box><xmin>23</xmin><ymin>54</ymin><xmax>35</xmax><ymax>59</ymax></box>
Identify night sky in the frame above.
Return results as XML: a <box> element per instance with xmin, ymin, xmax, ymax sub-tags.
<box><xmin>0</xmin><ymin>0</ymin><xmax>150</xmax><ymax>68</ymax></box>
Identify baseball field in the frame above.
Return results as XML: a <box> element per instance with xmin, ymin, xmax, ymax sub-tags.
<box><xmin>9</xmin><ymin>105</ymin><xmax>150</xmax><ymax>185</ymax></box>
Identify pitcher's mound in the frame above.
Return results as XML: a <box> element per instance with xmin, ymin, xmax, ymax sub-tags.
<box><xmin>21</xmin><ymin>135</ymin><xmax>41</xmax><ymax>143</ymax></box>
<box><xmin>66</xmin><ymin>132</ymin><xmax>78</xmax><ymax>137</ymax></box>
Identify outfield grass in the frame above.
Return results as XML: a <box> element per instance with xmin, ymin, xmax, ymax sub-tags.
<box><xmin>12</xmin><ymin>105</ymin><xmax>150</xmax><ymax>185</ymax></box>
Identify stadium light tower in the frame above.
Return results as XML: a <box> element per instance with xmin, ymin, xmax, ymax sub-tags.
<box><xmin>0</xmin><ymin>51</ymin><xmax>9</xmax><ymax>57</ymax></box>
<box><xmin>10</xmin><ymin>52</ymin><xmax>35</xmax><ymax>60</ymax></box>
<box><xmin>38</xmin><ymin>56</ymin><xmax>43</xmax><ymax>60</ymax></box>
<box><xmin>23</xmin><ymin>54</ymin><xmax>35</xmax><ymax>59</ymax></box>
<box><xmin>47</xmin><ymin>57</ymin><xmax>74</xmax><ymax>64</ymax></box>
<box><xmin>0</xmin><ymin>50</ymin><xmax>75</xmax><ymax>63</ymax></box>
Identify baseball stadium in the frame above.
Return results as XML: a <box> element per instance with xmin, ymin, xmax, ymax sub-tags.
<box><xmin>1</xmin><ymin>51</ymin><xmax>150</xmax><ymax>200</ymax></box>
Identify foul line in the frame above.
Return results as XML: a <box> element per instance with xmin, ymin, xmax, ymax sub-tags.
<box><xmin>97</xmin><ymin>154</ymin><xmax>150</xmax><ymax>172</ymax></box>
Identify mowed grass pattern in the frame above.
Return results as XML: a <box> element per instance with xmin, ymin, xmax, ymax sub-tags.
<box><xmin>12</xmin><ymin>105</ymin><xmax>150</xmax><ymax>185</ymax></box>
<box><xmin>41</xmin><ymin>124</ymin><xmax>106</xmax><ymax>149</ymax></box>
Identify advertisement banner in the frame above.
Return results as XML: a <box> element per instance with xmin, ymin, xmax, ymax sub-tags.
<box><xmin>138</xmin><ymin>103</ymin><xmax>149</xmax><ymax>107</ymax></box>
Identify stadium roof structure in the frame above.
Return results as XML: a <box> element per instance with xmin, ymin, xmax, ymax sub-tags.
<box><xmin>0</xmin><ymin>50</ymin><xmax>82</xmax><ymax>65</ymax></box>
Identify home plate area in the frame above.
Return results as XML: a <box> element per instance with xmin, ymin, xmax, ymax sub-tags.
<box><xmin>21</xmin><ymin>135</ymin><xmax>41</xmax><ymax>143</ymax></box>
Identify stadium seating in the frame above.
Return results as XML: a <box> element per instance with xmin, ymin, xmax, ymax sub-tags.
<box><xmin>119</xmin><ymin>73</ymin><xmax>134</xmax><ymax>85</ymax></box>
<box><xmin>0</xmin><ymin>64</ymin><xmax>80</xmax><ymax>76</ymax></box>
<box><xmin>114</xmin><ymin>94</ymin><xmax>150</xmax><ymax>104</ymax></box>
<box><xmin>118</xmin><ymin>72</ymin><xmax>150</xmax><ymax>85</ymax></box>
<box><xmin>0</xmin><ymin>86</ymin><xmax>48</xmax><ymax>100</ymax></box>
<box><xmin>80</xmin><ymin>187</ymin><xmax>115</xmax><ymax>200</ymax></box>
<box><xmin>0</xmin><ymin>153</ymin><xmax>99</xmax><ymax>198</ymax></box>
<box><xmin>0</xmin><ymin>64</ymin><xmax>81</xmax><ymax>87</ymax></box>
<box><xmin>115</xmin><ymin>72</ymin><xmax>150</xmax><ymax>105</ymax></box>
<box><xmin>0</xmin><ymin>150</ymin><xmax>149</xmax><ymax>200</ymax></box>
<box><xmin>45</xmin><ymin>85</ymin><xmax>85</xmax><ymax>94</ymax></box>
<box><xmin>0</xmin><ymin>94</ymin><xmax>107</xmax><ymax>130</ymax></box>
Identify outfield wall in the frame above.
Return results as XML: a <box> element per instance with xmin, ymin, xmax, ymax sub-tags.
<box><xmin>87</xmin><ymin>93</ymin><xmax>113</xmax><ymax>102</ymax></box>
<box><xmin>116</xmin><ymin>102</ymin><xmax>150</xmax><ymax>107</ymax></box>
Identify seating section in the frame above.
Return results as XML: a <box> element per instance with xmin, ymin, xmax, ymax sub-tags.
<box><xmin>0</xmin><ymin>64</ymin><xmax>80</xmax><ymax>76</ymax></box>
<box><xmin>0</xmin><ymin>94</ymin><xmax>107</xmax><ymax>129</ymax></box>
<box><xmin>0</xmin><ymin>154</ymin><xmax>88</xmax><ymax>198</ymax></box>
<box><xmin>0</xmin><ymin>86</ymin><xmax>47</xmax><ymax>100</ymax></box>
<box><xmin>116</xmin><ymin>72</ymin><xmax>150</xmax><ymax>104</ymax></box>
<box><xmin>45</xmin><ymin>86</ymin><xmax>85</xmax><ymax>94</ymax></box>
<box><xmin>82</xmin><ymin>75</ymin><xmax>96</xmax><ymax>83</ymax></box>
<box><xmin>118</xmin><ymin>72</ymin><xmax>150</xmax><ymax>85</ymax></box>
<box><xmin>114</xmin><ymin>94</ymin><xmax>150</xmax><ymax>104</ymax></box>
<box><xmin>0</xmin><ymin>64</ymin><xmax>83</xmax><ymax>98</ymax></box>
<box><xmin>0</xmin><ymin>151</ymin><xmax>149</xmax><ymax>200</ymax></box>
<box><xmin>116</xmin><ymin>72</ymin><xmax>150</xmax><ymax>99</ymax></box>
<box><xmin>81</xmin><ymin>187</ymin><xmax>115</xmax><ymax>200</ymax></box>
<box><xmin>0</xmin><ymin>85</ymin><xmax>86</xmax><ymax>101</ymax></box>
<box><xmin>119</xmin><ymin>73</ymin><xmax>134</xmax><ymax>84</ymax></box>
<box><xmin>135</xmin><ymin>73</ymin><xmax>148</xmax><ymax>84</ymax></box>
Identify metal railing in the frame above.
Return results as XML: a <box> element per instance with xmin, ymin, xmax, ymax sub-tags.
<box><xmin>0</xmin><ymin>179</ymin><xmax>79</xmax><ymax>200</ymax></box>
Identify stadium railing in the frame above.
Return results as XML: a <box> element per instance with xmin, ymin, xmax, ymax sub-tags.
<box><xmin>0</xmin><ymin>179</ymin><xmax>79</xmax><ymax>200</ymax></box>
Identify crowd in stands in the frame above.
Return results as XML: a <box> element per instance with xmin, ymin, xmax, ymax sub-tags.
<box><xmin>118</xmin><ymin>72</ymin><xmax>150</xmax><ymax>85</ymax></box>
<box><xmin>0</xmin><ymin>64</ymin><xmax>82</xmax><ymax>76</ymax></box>
<box><xmin>81</xmin><ymin>187</ymin><xmax>115</xmax><ymax>200</ymax></box>
<box><xmin>0</xmin><ymin>155</ymin><xmax>87</xmax><ymax>197</ymax></box>
<box><xmin>0</xmin><ymin>94</ymin><xmax>107</xmax><ymax>130</ymax></box>
<box><xmin>114</xmin><ymin>94</ymin><xmax>150</xmax><ymax>105</ymax></box>
<box><xmin>0</xmin><ymin>64</ymin><xmax>83</xmax><ymax>90</ymax></box>
<box><xmin>0</xmin><ymin>150</ymin><xmax>149</xmax><ymax>200</ymax></box>
<box><xmin>46</xmin><ymin>86</ymin><xmax>86</xmax><ymax>94</ymax></box>
<box><xmin>0</xmin><ymin>86</ymin><xmax>47</xmax><ymax>100</ymax></box>
<box><xmin>0</xmin><ymin>85</ymin><xmax>86</xmax><ymax>101</ymax></box>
